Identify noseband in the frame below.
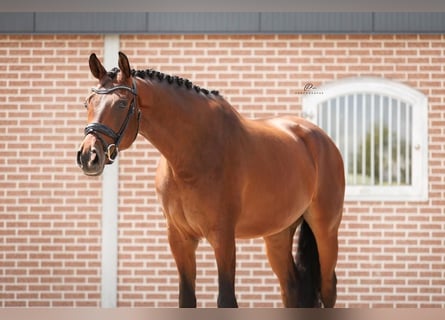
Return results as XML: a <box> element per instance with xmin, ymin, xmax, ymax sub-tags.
<box><xmin>84</xmin><ymin>79</ymin><xmax>140</xmax><ymax>163</ymax></box>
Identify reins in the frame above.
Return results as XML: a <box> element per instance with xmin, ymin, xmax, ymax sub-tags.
<box><xmin>83</xmin><ymin>79</ymin><xmax>140</xmax><ymax>163</ymax></box>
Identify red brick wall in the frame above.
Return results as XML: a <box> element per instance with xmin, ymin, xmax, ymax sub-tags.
<box><xmin>1</xmin><ymin>34</ymin><xmax>444</xmax><ymax>307</ymax></box>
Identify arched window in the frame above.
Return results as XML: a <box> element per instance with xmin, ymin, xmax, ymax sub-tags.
<box><xmin>302</xmin><ymin>77</ymin><xmax>428</xmax><ymax>201</ymax></box>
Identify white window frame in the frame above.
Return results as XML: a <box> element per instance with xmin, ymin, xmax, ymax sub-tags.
<box><xmin>302</xmin><ymin>77</ymin><xmax>428</xmax><ymax>201</ymax></box>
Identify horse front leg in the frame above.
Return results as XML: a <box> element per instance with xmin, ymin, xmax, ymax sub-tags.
<box><xmin>167</xmin><ymin>223</ymin><xmax>199</xmax><ymax>308</ymax></box>
<box><xmin>208</xmin><ymin>230</ymin><xmax>238</xmax><ymax>308</ymax></box>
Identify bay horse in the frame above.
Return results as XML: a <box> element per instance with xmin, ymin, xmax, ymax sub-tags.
<box><xmin>77</xmin><ymin>52</ymin><xmax>345</xmax><ymax>308</ymax></box>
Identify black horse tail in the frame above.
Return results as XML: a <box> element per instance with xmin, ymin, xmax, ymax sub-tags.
<box><xmin>294</xmin><ymin>219</ymin><xmax>322</xmax><ymax>307</ymax></box>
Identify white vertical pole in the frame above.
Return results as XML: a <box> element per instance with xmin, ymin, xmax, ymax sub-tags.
<box><xmin>405</xmin><ymin>106</ymin><xmax>411</xmax><ymax>185</ymax></box>
<box><xmin>335</xmin><ymin>96</ymin><xmax>340</xmax><ymax>146</ymax></box>
<box><xmin>361</xmin><ymin>94</ymin><xmax>366</xmax><ymax>184</ymax></box>
<box><xmin>344</xmin><ymin>96</ymin><xmax>349</xmax><ymax>183</ymax></box>
<box><xmin>388</xmin><ymin>98</ymin><xmax>393</xmax><ymax>184</ymax></box>
<box><xmin>352</xmin><ymin>94</ymin><xmax>357</xmax><ymax>185</ymax></box>
<box><xmin>327</xmin><ymin>100</ymin><xmax>332</xmax><ymax>137</ymax></box>
<box><xmin>101</xmin><ymin>34</ymin><xmax>120</xmax><ymax>308</ymax></box>
<box><xmin>396</xmin><ymin>100</ymin><xmax>401</xmax><ymax>185</ymax></box>
<box><xmin>370</xmin><ymin>94</ymin><xmax>375</xmax><ymax>185</ymax></box>
<box><xmin>379</xmin><ymin>96</ymin><xmax>384</xmax><ymax>185</ymax></box>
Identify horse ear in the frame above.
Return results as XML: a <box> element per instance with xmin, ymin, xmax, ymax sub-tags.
<box><xmin>118</xmin><ymin>51</ymin><xmax>132</xmax><ymax>79</ymax></box>
<box><xmin>89</xmin><ymin>53</ymin><xmax>107</xmax><ymax>80</ymax></box>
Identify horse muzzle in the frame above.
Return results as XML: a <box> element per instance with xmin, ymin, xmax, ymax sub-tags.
<box><xmin>77</xmin><ymin>144</ymin><xmax>105</xmax><ymax>176</ymax></box>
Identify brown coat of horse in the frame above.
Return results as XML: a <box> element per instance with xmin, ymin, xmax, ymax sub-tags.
<box><xmin>77</xmin><ymin>52</ymin><xmax>345</xmax><ymax>308</ymax></box>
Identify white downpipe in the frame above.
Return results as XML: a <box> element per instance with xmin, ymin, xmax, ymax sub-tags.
<box><xmin>101</xmin><ymin>34</ymin><xmax>120</xmax><ymax>308</ymax></box>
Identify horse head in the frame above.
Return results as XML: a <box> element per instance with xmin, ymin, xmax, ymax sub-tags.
<box><xmin>77</xmin><ymin>52</ymin><xmax>140</xmax><ymax>176</ymax></box>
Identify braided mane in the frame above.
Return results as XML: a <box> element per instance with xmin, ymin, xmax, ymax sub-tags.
<box><xmin>107</xmin><ymin>67</ymin><xmax>219</xmax><ymax>96</ymax></box>
<box><xmin>132</xmin><ymin>69</ymin><xmax>219</xmax><ymax>96</ymax></box>
<box><xmin>108</xmin><ymin>68</ymin><xmax>219</xmax><ymax>96</ymax></box>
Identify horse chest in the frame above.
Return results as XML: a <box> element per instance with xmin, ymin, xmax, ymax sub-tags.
<box><xmin>161</xmin><ymin>178</ymin><xmax>223</xmax><ymax>237</ymax></box>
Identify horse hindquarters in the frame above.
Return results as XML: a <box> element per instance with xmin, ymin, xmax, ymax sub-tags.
<box><xmin>292</xmin><ymin>118</ymin><xmax>344</xmax><ymax>308</ymax></box>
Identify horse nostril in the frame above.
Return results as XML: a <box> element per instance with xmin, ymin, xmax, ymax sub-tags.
<box><xmin>77</xmin><ymin>149</ymin><xmax>83</xmax><ymax>168</ymax></box>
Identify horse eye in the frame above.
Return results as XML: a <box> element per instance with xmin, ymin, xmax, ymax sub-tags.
<box><xmin>116</xmin><ymin>100</ymin><xmax>128</xmax><ymax>109</ymax></box>
<box><xmin>83</xmin><ymin>102</ymin><xmax>88</xmax><ymax>109</ymax></box>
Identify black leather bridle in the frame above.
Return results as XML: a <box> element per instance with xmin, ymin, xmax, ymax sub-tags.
<box><xmin>84</xmin><ymin>79</ymin><xmax>140</xmax><ymax>163</ymax></box>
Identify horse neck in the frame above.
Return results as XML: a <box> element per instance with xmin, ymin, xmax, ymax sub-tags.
<box><xmin>136</xmin><ymin>78</ymin><xmax>238</xmax><ymax>173</ymax></box>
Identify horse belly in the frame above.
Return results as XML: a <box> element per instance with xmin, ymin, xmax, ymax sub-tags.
<box><xmin>236</xmin><ymin>190</ymin><xmax>311</xmax><ymax>238</ymax></box>
<box><xmin>235</xmin><ymin>146</ymin><xmax>316</xmax><ymax>238</ymax></box>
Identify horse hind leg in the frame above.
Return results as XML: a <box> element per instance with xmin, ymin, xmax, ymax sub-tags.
<box><xmin>302</xmin><ymin>210</ymin><xmax>341</xmax><ymax>308</ymax></box>
<box><xmin>312</xmin><ymin>226</ymin><xmax>339</xmax><ymax>308</ymax></box>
